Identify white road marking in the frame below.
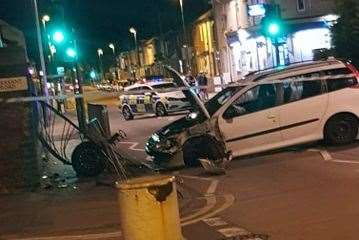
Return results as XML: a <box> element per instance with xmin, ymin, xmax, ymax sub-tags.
<box><xmin>202</xmin><ymin>217</ymin><xmax>228</xmax><ymax>227</ymax></box>
<box><xmin>206</xmin><ymin>179</ymin><xmax>219</xmax><ymax>195</ymax></box>
<box><xmin>330</xmin><ymin>159</ymin><xmax>359</xmax><ymax>164</ymax></box>
<box><xmin>217</xmin><ymin>227</ymin><xmax>250</xmax><ymax>238</ymax></box>
<box><xmin>118</xmin><ymin>141</ymin><xmax>145</xmax><ymax>152</ymax></box>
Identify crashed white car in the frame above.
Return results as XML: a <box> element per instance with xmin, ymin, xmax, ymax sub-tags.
<box><xmin>146</xmin><ymin>59</ymin><xmax>359</xmax><ymax>169</ymax></box>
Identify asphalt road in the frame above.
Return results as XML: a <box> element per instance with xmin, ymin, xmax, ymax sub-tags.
<box><xmin>102</xmin><ymin>100</ymin><xmax>359</xmax><ymax>240</ymax></box>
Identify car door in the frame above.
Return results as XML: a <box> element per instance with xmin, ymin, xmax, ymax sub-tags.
<box><xmin>277</xmin><ymin>78</ymin><xmax>328</xmax><ymax>144</ymax></box>
<box><xmin>137</xmin><ymin>86</ymin><xmax>153</xmax><ymax>113</ymax></box>
<box><xmin>218</xmin><ymin>83</ymin><xmax>283</xmax><ymax>157</ymax></box>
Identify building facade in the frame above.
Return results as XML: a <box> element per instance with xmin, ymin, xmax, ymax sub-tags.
<box><xmin>213</xmin><ymin>0</ymin><xmax>336</xmax><ymax>81</ymax></box>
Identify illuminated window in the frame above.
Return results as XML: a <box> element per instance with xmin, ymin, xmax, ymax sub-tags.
<box><xmin>297</xmin><ymin>0</ymin><xmax>305</xmax><ymax>12</ymax></box>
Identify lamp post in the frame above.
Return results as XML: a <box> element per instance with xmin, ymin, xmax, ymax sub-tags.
<box><xmin>178</xmin><ymin>0</ymin><xmax>190</xmax><ymax>72</ymax></box>
<box><xmin>108</xmin><ymin>43</ymin><xmax>119</xmax><ymax>80</ymax></box>
<box><xmin>97</xmin><ymin>48</ymin><xmax>104</xmax><ymax>81</ymax></box>
<box><xmin>129</xmin><ymin>27</ymin><xmax>141</xmax><ymax>77</ymax></box>
<box><xmin>33</xmin><ymin>0</ymin><xmax>49</xmax><ymax>102</ymax></box>
<box><xmin>41</xmin><ymin>14</ymin><xmax>50</xmax><ymax>29</ymax></box>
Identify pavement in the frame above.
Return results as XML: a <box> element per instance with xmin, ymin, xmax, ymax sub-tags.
<box><xmin>3</xmin><ymin>96</ymin><xmax>359</xmax><ymax>239</ymax></box>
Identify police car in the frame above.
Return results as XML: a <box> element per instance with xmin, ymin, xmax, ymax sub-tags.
<box><xmin>119</xmin><ymin>81</ymin><xmax>191</xmax><ymax>120</ymax></box>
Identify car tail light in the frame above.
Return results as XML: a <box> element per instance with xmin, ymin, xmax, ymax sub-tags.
<box><xmin>345</xmin><ymin>62</ymin><xmax>359</xmax><ymax>88</ymax></box>
<box><xmin>346</xmin><ymin>63</ymin><xmax>359</xmax><ymax>81</ymax></box>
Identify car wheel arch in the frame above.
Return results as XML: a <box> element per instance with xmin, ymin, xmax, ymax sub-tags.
<box><xmin>182</xmin><ymin>134</ymin><xmax>226</xmax><ymax>160</ymax></box>
<box><xmin>324</xmin><ymin>112</ymin><xmax>359</xmax><ymax>131</ymax></box>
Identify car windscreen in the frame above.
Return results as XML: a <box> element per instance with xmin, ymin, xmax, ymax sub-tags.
<box><xmin>205</xmin><ymin>86</ymin><xmax>243</xmax><ymax>116</ymax></box>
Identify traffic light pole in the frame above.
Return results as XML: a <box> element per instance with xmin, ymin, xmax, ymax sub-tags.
<box><xmin>73</xmin><ymin>38</ymin><xmax>87</xmax><ymax>132</ymax></box>
<box><xmin>274</xmin><ymin>37</ymin><xmax>280</xmax><ymax>67</ymax></box>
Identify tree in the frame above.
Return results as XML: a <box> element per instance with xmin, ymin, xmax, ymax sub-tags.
<box><xmin>332</xmin><ymin>0</ymin><xmax>359</xmax><ymax>66</ymax></box>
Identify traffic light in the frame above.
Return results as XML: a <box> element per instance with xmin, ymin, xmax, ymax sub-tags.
<box><xmin>66</xmin><ymin>47</ymin><xmax>77</xmax><ymax>58</ymax></box>
<box><xmin>90</xmin><ymin>70</ymin><xmax>96</xmax><ymax>79</ymax></box>
<box><xmin>261</xmin><ymin>4</ymin><xmax>284</xmax><ymax>38</ymax></box>
<box><xmin>52</xmin><ymin>30</ymin><xmax>65</xmax><ymax>43</ymax></box>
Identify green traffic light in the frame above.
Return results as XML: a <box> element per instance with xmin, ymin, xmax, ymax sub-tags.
<box><xmin>66</xmin><ymin>48</ymin><xmax>77</xmax><ymax>58</ymax></box>
<box><xmin>268</xmin><ymin>23</ymin><xmax>280</xmax><ymax>35</ymax></box>
<box><xmin>90</xmin><ymin>70</ymin><xmax>96</xmax><ymax>79</ymax></box>
<box><xmin>53</xmin><ymin>31</ymin><xmax>65</xmax><ymax>43</ymax></box>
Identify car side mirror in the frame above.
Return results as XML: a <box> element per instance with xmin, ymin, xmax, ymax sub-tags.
<box><xmin>223</xmin><ymin>105</ymin><xmax>237</xmax><ymax>120</ymax></box>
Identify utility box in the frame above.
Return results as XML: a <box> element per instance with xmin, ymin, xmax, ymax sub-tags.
<box><xmin>87</xmin><ymin>103</ymin><xmax>111</xmax><ymax>138</ymax></box>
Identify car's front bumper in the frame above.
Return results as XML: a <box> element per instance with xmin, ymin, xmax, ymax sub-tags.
<box><xmin>145</xmin><ymin>139</ymin><xmax>184</xmax><ymax>169</ymax></box>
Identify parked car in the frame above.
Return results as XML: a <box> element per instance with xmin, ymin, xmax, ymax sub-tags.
<box><xmin>119</xmin><ymin>81</ymin><xmax>191</xmax><ymax>120</ymax></box>
<box><xmin>146</xmin><ymin>59</ymin><xmax>359</xmax><ymax>169</ymax></box>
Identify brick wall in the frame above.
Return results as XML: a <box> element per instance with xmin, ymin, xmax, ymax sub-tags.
<box><xmin>0</xmin><ymin>46</ymin><xmax>40</xmax><ymax>192</ymax></box>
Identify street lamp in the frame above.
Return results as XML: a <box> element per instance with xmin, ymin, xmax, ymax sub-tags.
<box><xmin>178</xmin><ymin>0</ymin><xmax>190</xmax><ymax>72</ymax></box>
<box><xmin>97</xmin><ymin>48</ymin><xmax>104</xmax><ymax>81</ymax></box>
<box><xmin>129</xmin><ymin>27</ymin><xmax>141</xmax><ymax>76</ymax></box>
<box><xmin>41</xmin><ymin>14</ymin><xmax>50</xmax><ymax>28</ymax></box>
<box><xmin>108</xmin><ymin>43</ymin><xmax>115</xmax><ymax>54</ymax></box>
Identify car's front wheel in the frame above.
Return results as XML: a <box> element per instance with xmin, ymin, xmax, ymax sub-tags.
<box><xmin>155</xmin><ymin>102</ymin><xmax>167</xmax><ymax>117</ymax></box>
<box><xmin>122</xmin><ymin>106</ymin><xmax>134</xmax><ymax>120</ymax></box>
<box><xmin>324</xmin><ymin>114</ymin><xmax>358</xmax><ymax>145</ymax></box>
<box><xmin>183</xmin><ymin>137</ymin><xmax>225</xmax><ymax>167</ymax></box>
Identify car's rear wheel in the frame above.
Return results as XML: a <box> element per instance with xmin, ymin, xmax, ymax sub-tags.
<box><xmin>324</xmin><ymin>114</ymin><xmax>358</xmax><ymax>145</ymax></box>
<box><xmin>155</xmin><ymin>102</ymin><xmax>167</xmax><ymax>117</ymax></box>
<box><xmin>122</xmin><ymin>106</ymin><xmax>133</xmax><ymax>120</ymax></box>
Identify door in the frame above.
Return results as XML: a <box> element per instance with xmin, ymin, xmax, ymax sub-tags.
<box><xmin>218</xmin><ymin>83</ymin><xmax>283</xmax><ymax>157</ymax></box>
<box><xmin>278</xmin><ymin>79</ymin><xmax>328</xmax><ymax>144</ymax></box>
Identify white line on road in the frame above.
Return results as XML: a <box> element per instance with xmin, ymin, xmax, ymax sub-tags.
<box><xmin>118</xmin><ymin>141</ymin><xmax>145</xmax><ymax>152</ymax></box>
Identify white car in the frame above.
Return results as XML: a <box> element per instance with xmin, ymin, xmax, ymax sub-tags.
<box><xmin>146</xmin><ymin>59</ymin><xmax>359</xmax><ymax>168</ymax></box>
<box><xmin>119</xmin><ymin>81</ymin><xmax>191</xmax><ymax>120</ymax></box>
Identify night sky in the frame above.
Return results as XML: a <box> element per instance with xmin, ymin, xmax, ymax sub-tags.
<box><xmin>0</xmin><ymin>0</ymin><xmax>210</xmax><ymax>66</ymax></box>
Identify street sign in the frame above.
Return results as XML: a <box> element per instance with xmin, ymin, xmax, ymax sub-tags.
<box><xmin>57</xmin><ymin>66</ymin><xmax>65</xmax><ymax>76</ymax></box>
<box><xmin>248</xmin><ymin>4</ymin><xmax>266</xmax><ymax>17</ymax></box>
<box><xmin>0</xmin><ymin>76</ymin><xmax>28</xmax><ymax>92</ymax></box>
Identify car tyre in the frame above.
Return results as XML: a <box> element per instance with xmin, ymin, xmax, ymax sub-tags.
<box><xmin>155</xmin><ymin>102</ymin><xmax>167</xmax><ymax>117</ymax></box>
<box><xmin>183</xmin><ymin>137</ymin><xmax>225</xmax><ymax>167</ymax></box>
<box><xmin>71</xmin><ymin>141</ymin><xmax>106</xmax><ymax>177</ymax></box>
<box><xmin>122</xmin><ymin>106</ymin><xmax>134</xmax><ymax>120</ymax></box>
<box><xmin>324</xmin><ymin>114</ymin><xmax>358</xmax><ymax>145</ymax></box>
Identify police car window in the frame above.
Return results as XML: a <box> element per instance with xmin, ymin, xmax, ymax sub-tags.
<box><xmin>151</xmin><ymin>83</ymin><xmax>176</xmax><ymax>89</ymax></box>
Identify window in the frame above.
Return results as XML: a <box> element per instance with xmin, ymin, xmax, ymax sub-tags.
<box><xmin>227</xmin><ymin>84</ymin><xmax>277</xmax><ymax>117</ymax></box>
<box><xmin>151</xmin><ymin>83</ymin><xmax>176</xmax><ymax>89</ymax></box>
<box><xmin>324</xmin><ymin>68</ymin><xmax>358</xmax><ymax>92</ymax></box>
<box><xmin>297</xmin><ymin>0</ymin><xmax>305</xmax><ymax>11</ymax></box>
<box><xmin>283</xmin><ymin>80</ymin><xmax>322</xmax><ymax>104</ymax></box>
<box><xmin>205</xmin><ymin>86</ymin><xmax>243</xmax><ymax>116</ymax></box>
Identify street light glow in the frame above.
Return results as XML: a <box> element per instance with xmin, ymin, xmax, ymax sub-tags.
<box><xmin>42</xmin><ymin>15</ymin><xmax>50</xmax><ymax>22</ymax></box>
<box><xmin>90</xmin><ymin>70</ymin><xmax>96</xmax><ymax>79</ymax></box>
<box><xmin>97</xmin><ymin>48</ymin><xmax>103</xmax><ymax>56</ymax></box>
<box><xmin>53</xmin><ymin>31</ymin><xmax>64</xmax><ymax>43</ymax></box>
<box><xmin>129</xmin><ymin>27</ymin><xmax>137</xmax><ymax>35</ymax></box>
<box><xmin>109</xmin><ymin>43</ymin><xmax>115</xmax><ymax>50</ymax></box>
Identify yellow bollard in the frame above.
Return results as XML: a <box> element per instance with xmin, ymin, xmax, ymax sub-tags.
<box><xmin>117</xmin><ymin>175</ymin><xmax>182</xmax><ymax>240</ymax></box>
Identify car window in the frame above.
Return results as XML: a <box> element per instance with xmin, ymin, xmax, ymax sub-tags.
<box><xmin>205</xmin><ymin>86</ymin><xmax>243</xmax><ymax>116</ymax></box>
<box><xmin>324</xmin><ymin>68</ymin><xmax>357</xmax><ymax>92</ymax></box>
<box><xmin>283</xmin><ymin>80</ymin><xmax>322</xmax><ymax>104</ymax></box>
<box><xmin>151</xmin><ymin>83</ymin><xmax>176</xmax><ymax>89</ymax></box>
<box><xmin>227</xmin><ymin>84</ymin><xmax>277</xmax><ymax>117</ymax></box>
